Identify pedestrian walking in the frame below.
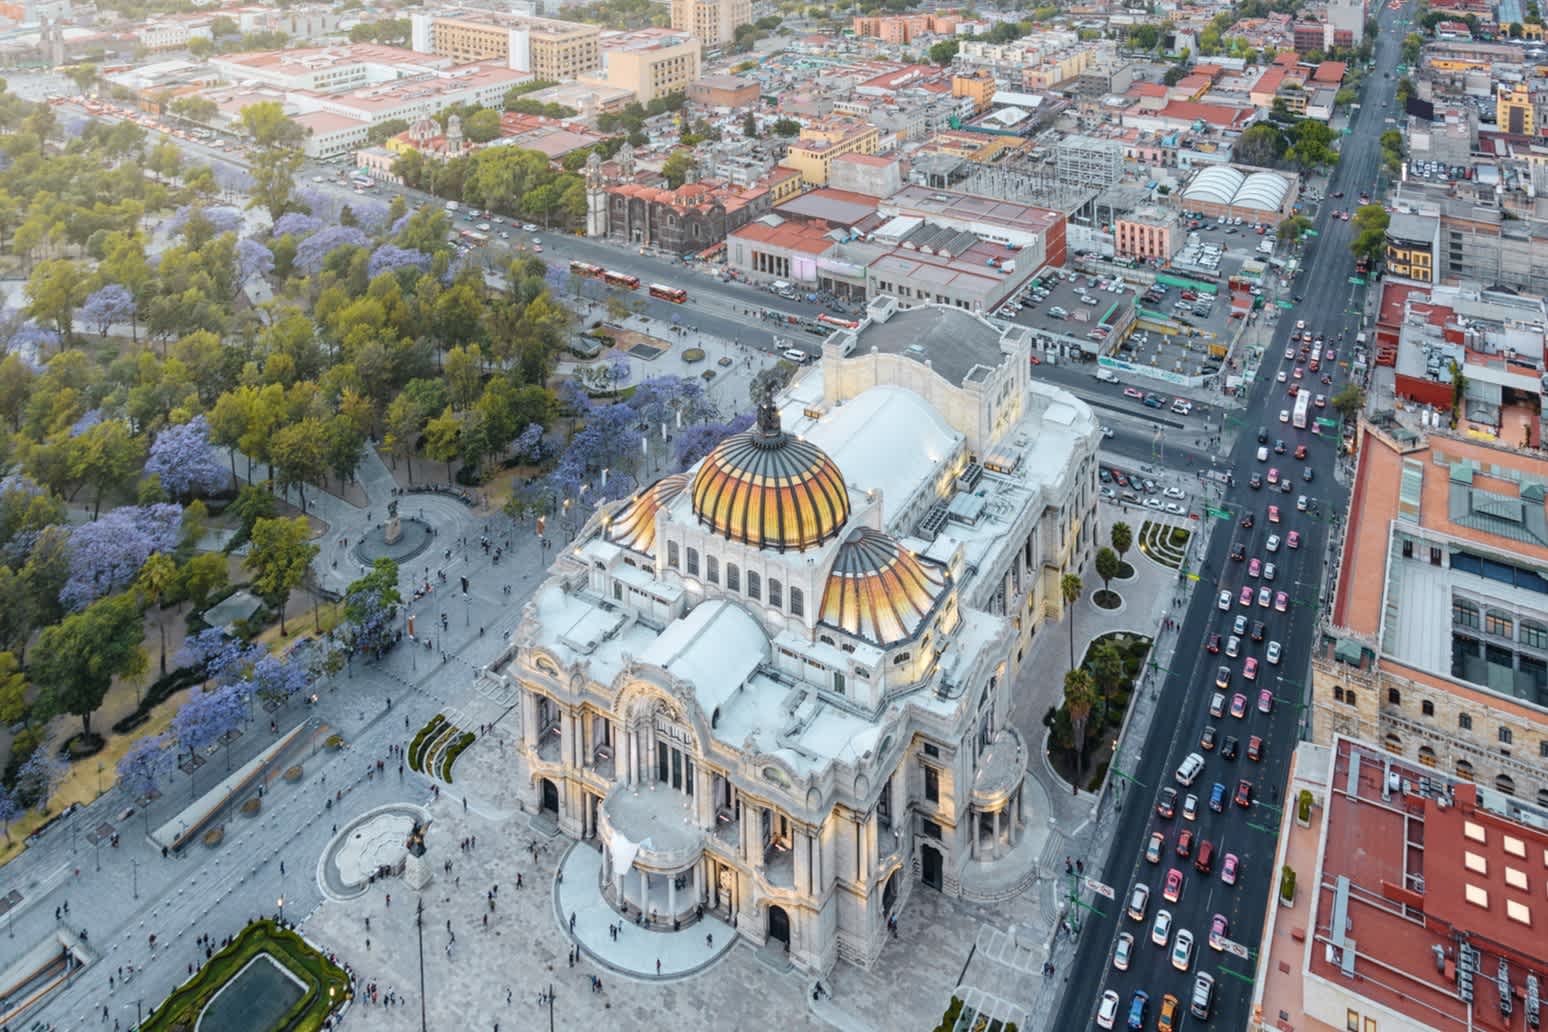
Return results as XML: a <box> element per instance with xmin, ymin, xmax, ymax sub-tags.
<box><xmin>656</xmin><ymin>958</ymin><xmax>662</xmax><ymax>976</ymax></box>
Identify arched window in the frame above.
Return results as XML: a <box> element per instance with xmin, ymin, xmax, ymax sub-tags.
<box><xmin>706</xmin><ymin>555</ymin><xmax>719</xmax><ymax>585</ymax></box>
<box><xmin>686</xmin><ymin>547</ymin><xmax>700</xmax><ymax>577</ymax></box>
<box><xmin>1418</xmin><ymin>745</ymin><xmax>1438</xmax><ymax>768</ymax></box>
<box><xmin>768</xmin><ymin>578</ymin><xmax>783</xmax><ymax>608</ymax></box>
<box><xmin>1459</xmin><ymin>712</ymin><xmax>1473</xmax><ymax>731</ymax></box>
<box><xmin>667</xmin><ymin>541</ymin><xmax>680</xmax><ymax>569</ymax></box>
<box><xmin>1387</xmin><ymin>687</ymin><xmax>1401</xmax><ymax>706</ymax></box>
<box><xmin>1485</xmin><ymin>610</ymin><xmax>1514</xmax><ymax>638</ymax></box>
<box><xmin>1537</xmin><ymin>788</ymin><xmax>1548</xmax><ymax>808</ymax></box>
<box><xmin>1495</xmin><ymin>773</ymin><xmax>1516</xmax><ymax>796</ymax></box>
<box><xmin>1499</xmin><ymin>726</ymin><xmax>1513</xmax><ymax>745</ymax></box>
<box><xmin>747</xmin><ymin>571</ymin><xmax>761</xmax><ymax>600</ymax></box>
<box><xmin>726</xmin><ymin>563</ymin><xmax>740</xmax><ymax>592</ymax></box>
<box><xmin>790</xmin><ymin>586</ymin><xmax>803</xmax><ymax>618</ymax></box>
<box><xmin>1422</xmin><ymin>699</ymin><xmax>1435</xmax><ymax>717</ymax></box>
<box><xmin>1383</xmin><ymin>733</ymin><xmax>1402</xmax><ymax>754</ymax></box>
<box><xmin>1455</xmin><ymin>758</ymin><xmax>1475</xmax><ymax>781</ymax></box>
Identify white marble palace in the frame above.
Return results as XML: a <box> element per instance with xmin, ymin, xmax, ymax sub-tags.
<box><xmin>496</xmin><ymin>299</ymin><xmax>1101</xmax><ymax>972</ymax></box>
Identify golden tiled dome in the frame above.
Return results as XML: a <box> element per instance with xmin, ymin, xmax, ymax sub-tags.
<box><xmin>820</xmin><ymin>527</ymin><xmax>948</xmax><ymax>646</ymax></box>
<box><xmin>690</xmin><ymin>401</ymin><xmax>850</xmax><ymax>552</ymax></box>
<box><xmin>605</xmin><ymin>474</ymin><xmax>688</xmax><ymax>555</ymax></box>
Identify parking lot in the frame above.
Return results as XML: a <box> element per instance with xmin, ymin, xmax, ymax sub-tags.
<box><xmin>1097</xmin><ymin>462</ymin><xmax>1195</xmax><ymax>514</ymax></box>
<box><xmin>996</xmin><ymin>267</ymin><xmax>1137</xmax><ymax>352</ymax></box>
<box><xmin>1111</xmin><ymin>273</ymin><xmax>1238</xmax><ymax>379</ymax></box>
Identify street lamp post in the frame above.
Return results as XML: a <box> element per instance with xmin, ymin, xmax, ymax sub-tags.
<box><xmin>277</xmin><ymin>895</ymin><xmax>285</xmax><ymax>924</ymax></box>
<box><xmin>131</xmin><ymin>858</ymin><xmax>140</xmax><ymax>900</ymax></box>
<box><xmin>416</xmin><ymin>897</ymin><xmax>429</xmax><ymax>1032</ymax></box>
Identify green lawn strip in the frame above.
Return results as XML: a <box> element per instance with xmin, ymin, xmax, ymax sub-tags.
<box><xmin>422</xmin><ymin>721</ymin><xmax>461</xmax><ymax>778</ymax></box>
<box><xmin>140</xmin><ymin>918</ymin><xmax>349</xmax><ymax>1032</ymax></box>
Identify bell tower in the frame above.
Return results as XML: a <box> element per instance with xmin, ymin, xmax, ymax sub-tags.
<box><xmin>585</xmin><ymin>150</ymin><xmax>608</xmax><ymax>238</ymax></box>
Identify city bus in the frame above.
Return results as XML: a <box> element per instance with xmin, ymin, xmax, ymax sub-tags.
<box><xmin>1292</xmin><ymin>389</ymin><xmax>1311</xmax><ymax>429</ymax></box>
<box><xmin>603</xmin><ymin>270</ymin><xmax>641</xmax><ymax>290</ymax></box>
<box><xmin>568</xmin><ymin>260</ymin><xmax>604</xmax><ymax>279</ymax></box>
<box><xmin>648</xmin><ymin>284</ymin><xmax>688</xmax><ymax>303</ymax></box>
<box><xmin>817</xmin><ymin>313</ymin><xmax>859</xmax><ymax>329</ymax></box>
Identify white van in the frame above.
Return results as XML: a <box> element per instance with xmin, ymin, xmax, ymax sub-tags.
<box><xmin>1176</xmin><ymin>752</ymin><xmax>1205</xmax><ymax>786</ymax></box>
<box><xmin>1096</xmin><ymin>368</ymin><xmax>1119</xmax><ymax>383</ymax></box>
<box><xmin>782</xmin><ymin>349</ymin><xmax>809</xmax><ymax>364</ymax></box>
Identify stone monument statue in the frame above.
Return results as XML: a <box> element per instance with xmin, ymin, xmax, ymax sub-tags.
<box><xmin>385</xmin><ymin>498</ymin><xmax>402</xmax><ymax>546</ymax></box>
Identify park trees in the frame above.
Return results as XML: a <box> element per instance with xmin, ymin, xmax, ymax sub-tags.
<box><xmin>144</xmin><ymin>415</ymin><xmax>228</xmax><ymax>500</ymax></box>
<box><xmin>343</xmin><ymin>558</ymin><xmax>401</xmax><ymax>656</ymax></box>
<box><xmin>1060</xmin><ymin>572</ymin><xmax>1083</xmax><ymax>668</ymax></box>
<box><xmin>1063</xmin><ymin>668</ymin><xmax>1098</xmax><ymax>778</ymax></box>
<box><xmin>60</xmin><ymin>502</ymin><xmax>182</xmax><ymax>610</ymax></box>
<box><xmin>661</xmin><ymin>149</ymin><xmax>696</xmax><ymax>189</ymax></box>
<box><xmin>245</xmin><ymin>516</ymin><xmax>317</xmax><ymax>636</ymax></box>
<box><xmin>240</xmin><ymin>101</ymin><xmax>306</xmax><ymax>222</ymax></box>
<box><xmin>31</xmin><ymin>590</ymin><xmax>146</xmax><ymax>738</ymax></box>
<box><xmin>1350</xmin><ymin>204</ymin><xmax>1390</xmax><ymax>266</ymax></box>
<box><xmin>135</xmin><ymin>550</ymin><xmax>178</xmax><ymax>674</ymax></box>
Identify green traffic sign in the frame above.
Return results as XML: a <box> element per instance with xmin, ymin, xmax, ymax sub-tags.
<box><xmin>1349</xmin><ymin>276</ymin><xmax>1366</xmax><ymax>285</ymax></box>
<box><xmin>1276</xmin><ymin>300</ymin><xmax>1294</xmax><ymax>309</ymax></box>
<box><xmin>1316</xmin><ymin>417</ymin><xmax>1338</xmax><ymax>428</ymax></box>
<box><xmin>1205</xmin><ymin>506</ymin><xmax>1232</xmax><ymax>520</ymax></box>
<box><xmin>1304</xmin><ymin>229</ymin><xmax>1319</xmax><ymax>237</ymax></box>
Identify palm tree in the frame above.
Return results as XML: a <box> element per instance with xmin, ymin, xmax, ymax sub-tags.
<box><xmin>1061</xmin><ymin>572</ymin><xmax>1083</xmax><ymax>669</ymax></box>
<box><xmin>1089</xmin><ymin>640</ymin><xmax>1125</xmax><ymax>730</ymax></box>
<box><xmin>1064</xmin><ymin>668</ymin><xmax>1097</xmax><ymax>786</ymax></box>
<box><xmin>1110</xmin><ymin>522</ymin><xmax>1133</xmax><ymax>567</ymax></box>
<box><xmin>136</xmin><ymin>552</ymin><xmax>178</xmax><ymax>675</ymax></box>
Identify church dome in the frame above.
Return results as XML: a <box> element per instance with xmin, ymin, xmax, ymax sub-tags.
<box><xmin>605</xmin><ymin>474</ymin><xmax>688</xmax><ymax>555</ymax></box>
<box><xmin>690</xmin><ymin>400</ymin><xmax>849</xmax><ymax>552</ymax></box>
<box><xmin>820</xmin><ymin>527</ymin><xmax>948</xmax><ymax>646</ymax></box>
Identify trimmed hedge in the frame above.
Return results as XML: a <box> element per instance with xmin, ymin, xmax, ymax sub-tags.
<box><xmin>140</xmin><ymin>919</ymin><xmax>349</xmax><ymax>1032</ymax></box>
<box><xmin>408</xmin><ymin>714</ymin><xmax>446</xmax><ymax>772</ymax></box>
<box><xmin>112</xmin><ymin>665</ymin><xmax>205</xmax><ymax>735</ymax></box>
<box><xmin>1280</xmin><ymin>864</ymin><xmax>1297</xmax><ymax>903</ymax></box>
<box><xmin>438</xmin><ymin>731</ymin><xmax>476</xmax><ymax>783</ymax></box>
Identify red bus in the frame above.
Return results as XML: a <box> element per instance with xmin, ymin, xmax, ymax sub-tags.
<box><xmin>817</xmin><ymin>313</ymin><xmax>859</xmax><ymax>328</ymax></box>
<box><xmin>569</xmin><ymin>260</ymin><xmax>604</xmax><ymax>278</ymax></box>
<box><xmin>648</xmin><ymin>284</ymin><xmax>687</xmax><ymax>303</ymax></box>
<box><xmin>603</xmin><ymin>270</ymin><xmax>640</xmax><ymax>289</ymax></box>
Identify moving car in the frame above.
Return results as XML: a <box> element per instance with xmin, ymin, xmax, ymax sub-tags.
<box><xmin>1151</xmin><ymin>907</ymin><xmax>1173</xmax><ymax>945</ymax></box>
<box><xmin>1248</xmin><ymin>735</ymin><xmax>1264</xmax><ymax>761</ymax></box>
<box><xmin>1182</xmin><ymin>793</ymin><xmax>1199</xmax><ymax>821</ymax></box>
<box><xmin>1209</xmin><ymin>692</ymin><xmax>1226</xmax><ymax>719</ymax></box>
<box><xmin>1209</xmin><ymin>913</ymin><xmax>1230</xmax><ymax>951</ymax></box>
<box><xmin>1217</xmin><ymin>664</ymin><xmax>1232</xmax><ymax>688</ymax></box>
<box><xmin>1288</xmin><ymin>530</ymin><xmax>1301</xmax><ymax>549</ymax></box>
<box><xmin>1267</xmin><ymin>534</ymin><xmax>1281</xmax><ymax>553</ymax></box>
<box><xmin>1114</xmin><ymin>931</ymin><xmax>1135</xmax><ymax>971</ymax></box>
<box><xmin>1258</xmin><ymin>586</ymin><xmax>1272</xmax><ymax>608</ymax></box>
<box><xmin>1258</xmin><ymin>689</ymin><xmax>1274</xmax><ymax>714</ymax></box>
<box><xmin>1146</xmin><ymin>831</ymin><xmax>1165</xmax><ymax>863</ymax></box>
<box><xmin>1275</xmin><ymin>591</ymin><xmax>1289</xmax><ymax>612</ymax></box>
<box><xmin>1159</xmin><ymin>992</ymin><xmax>1181</xmax><ymax>1032</ymax></box>
<box><xmin>1208</xmin><ymin>782</ymin><xmax>1226</xmax><ymax>812</ymax></box>
<box><xmin>1221</xmin><ymin>736</ymin><xmax>1239</xmax><ymax>761</ymax></box>
<box><xmin>1218</xmin><ymin>589</ymin><xmax>1232</xmax><ymax>611</ymax></box>
<box><xmin>1230</xmin><ymin>693</ymin><xmax>1248</xmax><ymax>719</ymax></box>
<box><xmin>1098</xmin><ymin>989</ymin><xmax>1120</xmax><ymax>1029</ymax></box>
<box><xmin>1127</xmin><ymin>990</ymin><xmax>1150</xmax><ymax>1031</ymax></box>
<box><xmin>1163</xmin><ymin>868</ymin><xmax>1184</xmax><ymax>903</ymax></box>
<box><xmin>1129</xmin><ymin>882</ymin><xmax>1151</xmax><ymax>921</ymax></box>
<box><xmin>1175</xmin><ymin>828</ymin><xmax>1194</xmax><ymax>857</ymax></box>
<box><xmin>1206</xmin><ymin>633</ymin><xmax>1222</xmax><ymax>654</ymax></box>
<box><xmin>1266</xmin><ymin>640</ymin><xmax>1282</xmax><ymax>664</ymax></box>
<box><xmin>1244</xmin><ymin>656</ymin><xmax>1260</xmax><ymax>680</ymax></box>
<box><xmin>1157</xmin><ymin>786</ymin><xmax>1178</xmax><ymax>818</ymax></box>
<box><xmin>1222</xmin><ymin>853</ymin><xmax>1239</xmax><ymax>885</ymax></box>
<box><xmin>1171</xmin><ymin>928</ymin><xmax>1194</xmax><ymax>972</ymax></box>
<box><xmin>1235</xmin><ymin>779</ymin><xmax>1254</xmax><ymax>808</ymax></box>
<box><xmin>1200</xmin><ymin>725</ymin><xmax>1218</xmax><ymax>750</ymax></box>
<box><xmin>1239</xmin><ymin>585</ymin><xmax>1254</xmax><ymax>606</ymax></box>
<box><xmin>1177</xmin><ymin>752</ymin><xmax>1205</xmax><ymax>785</ymax></box>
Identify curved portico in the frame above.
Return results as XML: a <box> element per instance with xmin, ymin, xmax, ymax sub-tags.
<box><xmin>970</xmin><ymin>727</ymin><xmax>1029</xmax><ymax>859</ymax></box>
<box><xmin>597</xmin><ymin>782</ymin><xmax>706</xmax><ymax>927</ymax></box>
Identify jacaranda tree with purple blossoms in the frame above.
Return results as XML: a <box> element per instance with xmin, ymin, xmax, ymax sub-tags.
<box><xmin>14</xmin><ymin>748</ymin><xmax>65</xmax><ymax>809</ymax></box>
<box><xmin>176</xmin><ymin>627</ymin><xmax>262</xmax><ymax>687</ymax></box>
<box><xmin>117</xmin><ymin>732</ymin><xmax>173</xmax><ymax>830</ymax></box>
<box><xmin>367</xmin><ymin>244</ymin><xmax>431</xmax><ymax>280</ymax></box>
<box><xmin>144</xmin><ymin>415</ymin><xmax>229</xmax><ymax>499</ymax></box>
<box><xmin>294</xmin><ymin>226</ymin><xmax>369</xmax><ymax>275</ymax></box>
<box><xmin>248</xmin><ymin>653</ymin><xmax>309</xmax><ymax>710</ymax></box>
<box><xmin>271</xmin><ymin>212</ymin><xmax>323</xmax><ymax>240</ymax></box>
<box><xmin>78</xmin><ymin>284</ymin><xmax>136</xmax><ymax>338</ymax></box>
<box><xmin>171</xmin><ymin>682</ymin><xmax>246</xmax><ymax>779</ymax></box>
<box><xmin>342</xmin><ymin>558</ymin><xmax>401</xmax><ymax>658</ymax></box>
<box><xmin>235</xmin><ymin>237</ymin><xmax>275</xmax><ymax>284</ymax></box>
<box><xmin>60</xmin><ymin>503</ymin><xmax>181</xmax><ymax>611</ymax></box>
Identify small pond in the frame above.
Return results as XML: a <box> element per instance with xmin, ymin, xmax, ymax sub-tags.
<box><xmin>196</xmin><ymin>952</ymin><xmax>305</xmax><ymax>1032</ymax></box>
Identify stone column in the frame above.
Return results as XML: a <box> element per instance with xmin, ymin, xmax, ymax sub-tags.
<box><xmin>614</xmin><ymin>861</ymin><xmax>625</xmax><ymax>903</ymax></box>
<box><xmin>640</xmin><ymin>868</ymin><xmax>650</xmax><ymax>920</ymax></box>
<box><xmin>560</xmin><ymin>710</ymin><xmax>575</xmax><ymax>769</ymax></box>
<box><xmin>625</xmin><ymin>726</ymin><xmax>637</xmax><ymax>788</ymax></box>
<box><xmin>522</xmin><ymin>690</ymin><xmax>539</xmax><ymax>748</ymax></box>
<box><xmin>580</xmin><ymin>713</ymin><xmax>591</xmax><ymax>770</ymax></box>
<box><xmin>969</xmin><ymin>809</ymin><xmax>978</xmax><ymax>860</ymax></box>
<box><xmin>812</xmin><ymin>824</ymin><xmax>822</xmax><ymax>892</ymax></box>
<box><xmin>794</xmin><ymin>828</ymin><xmax>811</xmax><ymax>895</ymax></box>
<box><xmin>696</xmin><ymin>768</ymin><xmax>714</xmax><ymax>829</ymax></box>
<box><xmin>668</xmin><ymin>871</ymin><xmax>677</xmax><ymax>920</ymax></box>
<box><xmin>993</xmin><ymin>808</ymin><xmax>1003</xmax><ymax>859</ymax></box>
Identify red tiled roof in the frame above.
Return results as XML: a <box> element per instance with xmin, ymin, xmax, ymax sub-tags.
<box><xmin>1155</xmin><ymin>100</ymin><xmax>1253</xmax><ymax>127</ymax></box>
<box><xmin>1313</xmin><ymin>60</ymin><xmax>1347</xmax><ymax>82</ymax></box>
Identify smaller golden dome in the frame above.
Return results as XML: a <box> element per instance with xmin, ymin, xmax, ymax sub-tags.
<box><xmin>820</xmin><ymin>527</ymin><xmax>948</xmax><ymax>646</ymax></box>
<box><xmin>605</xmin><ymin>474</ymin><xmax>688</xmax><ymax>555</ymax></box>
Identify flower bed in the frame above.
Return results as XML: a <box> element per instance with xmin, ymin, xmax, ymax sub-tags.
<box><xmin>407</xmin><ymin>714</ymin><xmax>446</xmax><ymax>773</ymax></box>
<box><xmin>437</xmin><ymin>731</ymin><xmax>476</xmax><ymax>783</ymax></box>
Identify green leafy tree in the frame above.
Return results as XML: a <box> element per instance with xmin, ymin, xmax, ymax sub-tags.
<box><xmin>240</xmin><ymin>101</ymin><xmax>306</xmax><ymax>221</ymax></box>
<box><xmin>135</xmin><ymin>551</ymin><xmax>178</xmax><ymax>674</ymax></box>
<box><xmin>73</xmin><ymin>417</ymin><xmax>146</xmax><ymax>518</ymax></box>
<box><xmin>424</xmin><ymin>407</ymin><xmax>463</xmax><ymax>480</ymax></box>
<box><xmin>771</xmin><ymin>117</ymin><xmax>801</xmax><ymax>137</ymax></box>
<box><xmin>661</xmin><ymin>149</ymin><xmax>696</xmax><ymax>189</ymax></box>
<box><xmin>1331</xmin><ymin>382</ymin><xmax>1365</xmax><ymax>422</ymax></box>
<box><xmin>928</xmin><ymin>39</ymin><xmax>959</xmax><ymax>64</ymax></box>
<box><xmin>32</xmin><ymin>592</ymin><xmax>146</xmax><ymax>736</ymax></box>
<box><xmin>1088</xmin><ymin>640</ymin><xmax>1124</xmax><ymax>727</ymax></box>
<box><xmin>1095</xmin><ymin>546</ymin><xmax>1121</xmax><ymax>592</ymax></box>
<box><xmin>270</xmin><ymin>419</ymin><xmax>327</xmax><ymax>513</ymax></box>
<box><xmin>26</xmin><ymin>259</ymin><xmax>88</xmax><ymax>342</ymax></box>
<box><xmin>384</xmin><ymin>393</ymin><xmax>427</xmax><ymax>483</ymax></box>
<box><xmin>1350</xmin><ymin>203</ymin><xmax>1390</xmax><ymax>266</ymax></box>
<box><xmin>245</xmin><ymin>516</ymin><xmax>317</xmax><ymax>636</ymax></box>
